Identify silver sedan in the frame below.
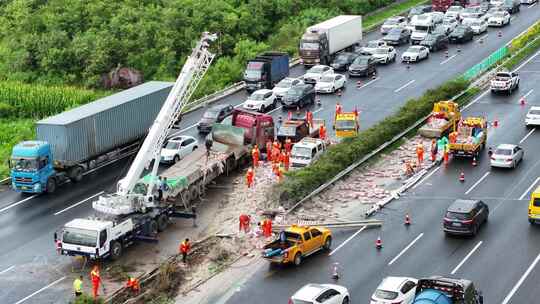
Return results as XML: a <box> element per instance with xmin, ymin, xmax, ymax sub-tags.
<box><xmin>490</xmin><ymin>144</ymin><xmax>524</xmax><ymax>168</ymax></box>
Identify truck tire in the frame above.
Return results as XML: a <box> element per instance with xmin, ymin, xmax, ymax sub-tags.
<box><xmin>157</xmin><ymin>214</ymin><xmax>169</xmax><ymax>232</ymax></box>
<box><xmin>68</xmin><ymin>166</ymin><xmax>83</xmax><ymax>183</ymax></box>
<box><xmin>260</xmin><ymin>105</ymin><xmax>266</xmax><ymax>113</ymax></box>
<box><xmin>149</xmin><ymin>220</ymin><xmax>158</xmax><ymax>237</ymax></box>
<box><xmin>46</xmin><ymin>177</ymin><xmax>56</xmax><ymax>194</ymax></box>
<box><xmin>293</xmin><ymin>253</ymin><xmax>302</xmax><ymax>266</ymax></box>
<box><xmin>323</xmin><ymin>236</ymin><xmax>332</xmax><ymax>250</ymax></box>
<box><xmin>110</xmin><ymin>241</ymin><xmax>123</xmax><ymax>261</ymax></box>
<box><xmin>342</xmin><ymin>296</ymin><xmax>350</xmax><ymax>304</ymax></box>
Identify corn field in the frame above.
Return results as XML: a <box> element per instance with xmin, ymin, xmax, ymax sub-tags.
<box><xmin>0</xmin><ymin>119</ymin><xmax>35</xmax><ymax>177</ymax></box>
<box><xmin>0</xmin><ymin>81</ymin><xmax>107</xmax><ymax>119</ymax></box>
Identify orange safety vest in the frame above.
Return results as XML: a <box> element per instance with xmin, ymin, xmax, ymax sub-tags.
<box><xmin>416</xmin><ymin>145</ymin><xmax>424</xmax><ymax>155</ymax></box>
<box><xmin>319</xmin><ymin>125</ymin><xmax>326</xmax><ymax>139</ymax></box>
<box><xmin>180</xmin><ymin>241</ymin><xmax>191</xmax><ymax>254</ymax></box>
<box><xmin>284</xmin><ymin>139</ymin><xmax>292</xmax><ymax>152</ymax></box>
<box><xmin>126</xmin><ymin>278</ymin><xmax>140</xmax><ymax>290</ymax></box>
<box><xmin>335</xmin><ymin>104</ymin><xmax>342</xmax><ymax>114</ymax></box>
<box><xmin>90</xmin><ymin>269</ymin><xmax>100</xmax><ymax>283</ymax></box>
<box><xmin>252</xmin><ymin>148</ymin><xmax>259</xmax><ymax>158</ymax></box>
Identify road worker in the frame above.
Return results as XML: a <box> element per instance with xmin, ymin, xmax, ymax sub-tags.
<box><xmin>430</xmin><ymin>139</ymin><xmax>438</xmax><ymax>162</ymax></box>
<box><xmin>284</xmin><ymin>137</ymin><xmax>292</xmax><ymax>153</ymax></box>
<box><xmin>319</xmin><ymin>124</ymin><xmax>327</xmax><ymax>140</ymax></box>
<box><xmin>287</xmin><ymin>110</ymin><xmax>292</xmax><ymax>120</ymax></box>
<box><xmin>443</xmin><ymin>144</ymin><xmax>450</xmax><ymax>167</ymax></box>
<box><xmin>416</xmin><ymin>142</ymin><xmax>424</xmax><ymax>166</ymax></box>
<box><xmin>90</xmin><ymin>265</ymin><xmax>101</xmax><ymax>300</ymax></box>
<box><xmin>239</xmin><ymin>214</ymin><xmax>251</xmax><ymax>233</ymax></box>
<box><xmin>73</xmin><ymin>275</ymin><xmax>83</xmax><ymax>298</ymax></box>
<box><xmin>251</xmin><ymin>146</ymin><xmax>260</xmax><ymax>167</ymax></box>
<box><xmin>272</xmin><ymin>143</ymin><xmax>281</xmax><ymax>164</ymax></box>
<box><xmin>280</xmin><ymin>150</ymin><xmax>290</xmax><ymax>171</ymax></box>
<box><xmin>246</xmin><ymin>167</ymin><xmax>254</xmax><ymax>188</ymax></box>
<box><xmin>306</xmin><ymin>110</ymin><xmax>313</xmax><ymax>128</ymax></box>
<box><xmin>335</xmin><ymin>102</ymin><xmax>342</xmax><ymax>115</ymax></box>
<box><xmin>353</xmin><ymin>106</ymin><xmax>359</xmax><ymax>118</ymax></box>
<box><xmin>449</xmin><ymin>131</ymin><xmax>457</xmax><ymax>144</ymax></box>
<box><xmin>266</xmin><ymin>140</ymin><xmax>272</xmax><ymax>162</ymax></box>
<box><xmin>126</xmin><ymin>276</ymin><xmax>140</xmax><ymax>295</ymax></box>
<box><xmin>403</xmin><ymin>160</ymin><xmax>414</xmax><ymax>177</ymax></box>
<box><xmin>263</xmin><ymin>218</ymin><xmax>273</xmax><ymax>237</ymax></box>
<box><xmin>179</xmin><ymin>238</ymin><xmax>191</xmax><ymax>264</ymax></box>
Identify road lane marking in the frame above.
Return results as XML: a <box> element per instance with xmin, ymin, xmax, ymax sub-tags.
<box><xmin>394</xmin><ymin>80</ymin><xmax>415</xmax><ymax>93</ymax></box>
<box><xmin>267</xmin><ymin>105</ymin><xmax>283</xmax><ymax>115</ymax></box>
<box><xmin>522</xmin><ymin>89</ymin><xmax>534</xmax><ymax>100</ymax></box>
<box><xmin>176</xmin><ymin>124</ymin><xmax>197</xmax><ymax>134</ymax></box>
<box><xmin>519</xmin><ymin>177</ymin><xmax>540</xmax><ymax>200</ymax></box>
<box><xmin>478</xmin><ymin>34</ymin><xmax>489</xmax><ymax>41</ymax></box>
<box><xmin>501</xmin><ymin>252</ymin><xmax>540</xmax><ymax>304</ymax></box>
<box><xmin>462</xmin><ymin>90</ymin><xmax>489</xmax><ymax>111</ymax></box>
<box><xmin>530</xmin><ymin>2</ymin><xmax>537</xmax><ymax>7</ymax></box>
<box><xmin>465</xmin><ymin>172</ymin><xmax>490</xmax><ymax>195</ymax></box>
<box><xmin>0</xmin><ymin>265</ymin><xmax>14</xmax><ymax>275</ymax></box>
<box><xmin>54</xmin><ymin>191</ymin><xmax>104</xmax><ymax>216</ymax></box>
<box><xmin>313</xmin><ymin>107</ymin><xmax>324</xmax><ymax>114</ymax></box>
<box><xmin>519</xmin><ymin>128</ymin><xmax>535</xmax><ymax>144</ymax></box>
<box><xmin>451</xmin><ymin>241</ymin><xmax>482</xmax><ymax>274</ymax></box>
<box><xmin>328</xmin><ymin>226</ymin><xmax>367</xmax><ymax>256</ymax></box>
<box><xmin>0</xmin><ymin>195</ymin><xmax>38</xmax><ymax>214</ymax></box>
<box><xmin>412</xmin><ymin>166</ymin><xmax>440</xmax><ymax>189</ymax></box>
<box><xmin>13</xmin><ymin>276</ymin><xmax>66</xmax><ymax>304</ymax></box>
<box><xmin>440</xmin><ymin>54</ymin><xmax>457</xmax><ymax>65</ymax></box>
<box><xmin>358</xmin><ymin>77</ymin><xmax>379</xmax><ymax>88</ymax></box>
<box><xmin>388</xmin><ymin>233</ymin><xmax>424</xmax><ymax>266</ymax></box>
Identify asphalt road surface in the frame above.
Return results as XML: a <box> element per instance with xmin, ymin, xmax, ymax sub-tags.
<box><xmin>1</xmin><ymin>5</ymin><xmax>540</xmax><ymax>303</ymax></box>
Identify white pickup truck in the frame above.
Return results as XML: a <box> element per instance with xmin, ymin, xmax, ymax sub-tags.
<box><xmin>290</xmin><ymin>137</ymin><xmax>327</xmax><ymax>168</ymax></box>
<box><xmin>490</xmin><ymin>71</ymin><xmax>519</xmax><ymax>94</ymax></box>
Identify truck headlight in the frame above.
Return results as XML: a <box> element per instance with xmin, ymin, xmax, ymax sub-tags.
<box><xmin>34</xmin><ymin>183</ymin><xmax>41</xmax><ymax>191</ymax></box>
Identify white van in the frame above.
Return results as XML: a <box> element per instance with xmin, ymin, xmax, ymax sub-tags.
<box><xmin>290</xmin><ymin>137</ymin><xmax>327</xmax><ymax>168</ymax></box>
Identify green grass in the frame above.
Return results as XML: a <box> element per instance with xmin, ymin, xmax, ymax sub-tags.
<box><xmin>364</xmin><ymin>0</ymin><xmax>430</xmax><ymax>31</ymax></box>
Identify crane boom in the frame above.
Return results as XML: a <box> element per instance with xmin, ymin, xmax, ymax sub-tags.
<box><xmin>93</xmin><ymin>32</ymin><xmax>217</xmax><ymax>215</ymax></box>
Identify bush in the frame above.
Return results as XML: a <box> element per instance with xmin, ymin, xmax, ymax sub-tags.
<box><xmin>277</xmin><ymin>78</ymin><xmax>470</xmax><ymax>202</ymax></box>
<box><xmin>71</xmin><ymin>294</ymin><xmax>104</xmax><ymax>304</ymax></box>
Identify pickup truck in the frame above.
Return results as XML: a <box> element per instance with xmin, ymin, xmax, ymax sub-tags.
<box><xmin>262</xmin><ymin>225</ymin><xmax>332</xmax><ymax>266</ymax></box>
<box><xmin>412</xmin><ymin>277</ymin><xmax>484</xmax><ymax>304</ymax></box>
<box><xmin>449</xmin><ymin>117</ymin><xmax>487</xmax><ymax>158</ymax></box>
<box><xmin>490</xmin><ymin>71</ymin><xmax>519</xmax><ymax>94</ymax></box>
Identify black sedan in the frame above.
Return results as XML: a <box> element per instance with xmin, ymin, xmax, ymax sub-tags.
<box><xmin>330</xmin><ymin>52</ymin><xmax>359</xmax><ymax>71</ymax></box>
<box><xmin>419</xmin><ymin>33</ymin><xmax>449</xmax><ymax>51</ymax></box>
<box><xmin>383</xmin><ymin>27</ymin><xmax>411</xmax><ymax>45</ymax></box>
<box><xmin>281</xmin><ymin>84</ymin><xmax>315</xmax><ymax>109</ymax></box>
<box><xmin>449</xmin><ymin>25</ymin><xmax>474</xmax><ymax>43</ymax></box>
<box><xmin>348</xmin><ymin>55</ymin><xmax>377</xmax><ymax>77</ymax></box>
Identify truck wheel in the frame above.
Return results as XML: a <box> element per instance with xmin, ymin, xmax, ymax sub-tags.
<box><xmin>46</xmin><ymin>177</ymin><xmax>56</xmax><ymax>194</ymax></box>
<box><xmin>260</xmin><ymin>105</ymin><xmax>266</xmax><ymax>113</ymax></box>
<box><xmin>149</xmin><ymin>220</ymin><xmax>158</xmax><ymax>237</ymax></box>
<box><xmin>110</xmin><ymin>241</ymin><xmax>123</xmax><ymax>261</ymax></box>
<box><xmin>68</xmin><ymin>166</ymin><xmax>83</xmax><ymax>183</ymax></box>
<box><xmin>157</xmin><ymin>214</ymin><xmax>169</xmax><ymax>232</ymax></box>
<box><xmin>173</xmin><ymin>155</ymin><xmax>180</xmax><ymax>164</ymax></box>
<box><xmin>323</xmin><ymin>236</ymin><xmax>332</xmax><ymax>250</ymax></box>
<box><xmin>342</xmin><ymin>296</ymin><xmax>350</xmax><ymax>304</ymax></box>
<box><xmin>293</xmin><ymin>253</ymin><xmax>302</xmax><ymax>266</ymax></box>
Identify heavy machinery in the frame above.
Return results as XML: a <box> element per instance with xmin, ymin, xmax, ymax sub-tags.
<box><xmin>57</xmin><ymin>33</ymin><xmax>219</xmax><ymax>260</ymax></box>
<box><xmin>419</xmin><ymin>101</ymin><xmax>461</xmax><ymax>138</ymax></box>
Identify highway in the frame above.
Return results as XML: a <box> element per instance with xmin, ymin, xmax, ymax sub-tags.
<box><xmin>219</xmin><ymin>50</ymin><xmax>540</xmax><ymax>303</ymax></box>
<box><xmin>1</xmin><ymin>4</ymin><xmax>540</xmax><ymax>303</ymax></box>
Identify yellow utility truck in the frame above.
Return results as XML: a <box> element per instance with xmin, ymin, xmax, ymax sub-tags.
<box><xmin>448</xmin><ymin>117</ymin><xmax>487</xmax><ymax>158</ymax></box>
<box><xmin>418</xmin><ymin>100</ymin><xmax>461</xmax><ymax>138</ymax></box>
<box><xmin>334</xmin><ymin>112</ymin><xmax>359</xmax><ymax>138</ymax></box>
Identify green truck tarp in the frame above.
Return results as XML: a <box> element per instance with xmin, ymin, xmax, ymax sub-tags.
<box><xmin>141</xmin><ymin>174</ymin><xmax>188</xmax><ymax>189</ymax></box>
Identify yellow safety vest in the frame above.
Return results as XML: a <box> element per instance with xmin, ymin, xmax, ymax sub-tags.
<box><xmin>73</xmin><ymin>278</ymin><xmax>83</xmax><ymax>292</ymax></box>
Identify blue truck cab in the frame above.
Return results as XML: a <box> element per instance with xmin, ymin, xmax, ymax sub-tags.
<box><xmin>413</xmin><ymin>277</ymin><xmax>483</xmax><ymax>304</ymax></box>
<box><xmin>10</xmin><ymin>141</ymin><xmax>56</xmax><ymax>193</ymax></box>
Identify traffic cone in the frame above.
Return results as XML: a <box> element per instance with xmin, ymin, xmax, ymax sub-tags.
<box><xmin>375</xmin><ymin>236</ymin><xmax>383</xmax><ymax>249</ymax></box>
<box><xmin>287</xmin><ymin>111</ymin><xmax>292</xmax><ymax>120</ymax></box>
<box><xmin>472</xmin><ymin>157</ymin><xmax>477</xmax><ymax>167</ymax></box>
<box><xmin>356</xmin><ymin>80</ymin><xmax>362</xmax><ymax>88</ymax></box>
<box><xmin>457</xmin><ymin>47</ymin><xmax>461</xmax><ymax>54</ymax></box>
<box><xmin>498</xmin><ymin>30</ymin><xmax>502</xmax><ymax>38</ymax></box>
<box><xmin>493</xmin><ymin>119</ymin><xmax>499</xmax><ymax>128</ymax></box>
<box><xmin>445</xmin><ymin>50</ymin><xmax>449</xmax><ymax>58</ymax></box>
<box><xmin>331</xmin><ymin>262</ymin><xmax>340</xmax><ymax>280</ymax></box>
<box><xmin>316</xmin><ymin>95</ymin><xmax>321</xmax><ymax>105</ymax></box>
<box><xmin>520</xmin><ymin>97</ymin><xmax>526</xmax><ymax>106</ymax></box>
<box><xmin>372</xmin><ymin>73</ymin><xmax>377</xmax><ymax>80</ymax></box>
<box><xmin>278</xmin><ymin>116</ymin><xmax>283</xmax><ymax>124</ymax></box>
<box><xmin>337</xmin><ymin>89</ymin><xmax>342</xmax><ymax>97</ymax></box>
<box><xmin>404</xmin><ymin>213</ymin><xmax>411</xmax><ymax>226</ymax></box>
<box><xmin>459</xmin><ymin>171</ymin><xmax>465</xmax><ymax>182</ymax></box>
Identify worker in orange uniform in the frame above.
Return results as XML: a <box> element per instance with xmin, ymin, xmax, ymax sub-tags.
<box><xmin>335</xmin><ymin>102</ymin><xmax>342</xmax><ymax>115</ymax></box>
<box><xmin>179</xmin><ymin>238</ymin><xmax>191</xmax><ymax>264</ymax></box>
<box><xmin>306</xmin><ymin>110</ymin><xmax>313</xmax><ymax>128</ymax></box>
<box><xmin>284</xmin><ymin>137</ymin><xmax>292</xmax><ymax>153</ymax></box>
<box><xmin>430</xmin><ymin>139</ymin><xmax>438</xmax><ymax>162</ymax></box>
<box><xmin>443</xmin><ymin>144</ymin><xmax>449</xmax><ymax>168</ymax></box>
<box><xmin>272</xmin><ymin>142</ymin><xmax>281</xmax><ymax>165</ymax></box>
<box><xmin>239</xmin><ymin>214</ymin><xmax>251</xmax><ymax>232</ymax></box>
<box><xmin>353</xmin><ymin>106</ymin><xmax>359</xmax><ymax>117</ymax></box>
<box><xmin>449</xmin><ymin>131</ymin><xmax>457</xmax><ymax>144</ymax></box>
<box><xmin>126</xmin><ymin>276</ymin><xmax>140</xmax><ymax>295</ymax></box>
<box><xmin>319</xmin><ymin>124</ymin><xmax>326</xmax><ymax>140</ymax></box>
<box><xmin>90</xmin><ymin>265</ymin><xmax>101</xmax><ymax>300</ymax></box>
<box><xmin>251</xmin><ymin>146</ymin><xmax>260</xmax><ymax>167</ymax></box>
<box><xmin>416</xmin><ymin>142</ymin><xmax>424</xmax><ymax>166</ymax></box>
<box><xmin>246</xmin><ymin>167</ymin><xmax>254</xmax><ymax>188</ymax></box>
<box><xmin>263</xmin><ymin>218</ymin><xmax>273</xmax><ymax>237</ymax></box>
<box><xmin>280</xmin><ymin>150</ymin><xmax>290</xmax><ymax>171</ymax></box>
<box><xmin>266</xmin><ymin>140</ymin><xmax>272</xmax><ymax>162</ymax></box>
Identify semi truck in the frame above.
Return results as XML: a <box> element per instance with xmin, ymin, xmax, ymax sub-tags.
<box><xmin>412</xmin><ymin>277</ymin><xmax>484</xmax><ymax>304</ymax></box>
<box><xmin>244</xmin><ymin>52</ymin><xmax>289</xmax><ymax>93</ymax></box>
<box><xmin>432</xmin><ymin>0</ymin><xmax>455</xmax><ymax>12</ymax></box>
<box><xmin>419</xmin><ymin>101</ymin><xmax>461</xmax><ymax>138</ymax></box>
<box><xmin>299</xmin><ymin>15</ymin><xmax>363</xmax><ymax>67</ymax></box>
<box><xmin>10</xmin><ymin>81</ymin><xmax>173</xmax><ymax>194</ymax></box>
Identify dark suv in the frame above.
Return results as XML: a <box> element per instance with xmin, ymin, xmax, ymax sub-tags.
<box><xmin>443</xmin><ymin>199</ymin><xmax>489</xmax><ymax>236</ymax></box>
<box><xmin>348</xmin><ymin>55</ymin><xmax>377</xmax><ymax>77</ymax></box>
<box><xmin>281</xmin><ymin>84</ymin><xmax>315</xmax><ymax>109</ymax></box>
<box><xmin>449</xmin><ymin>25</ymin><xmax>474</xmax><ymax>43</ymax></box>
<box><xmin>419</xmin><ymin>33</ymin><xmax>449</xmax><ymax>51</ymax></box>
<box><xmin>197</xmin><ymin>104</ymin><xmax>234</xmax><ymax>133</ymax></box>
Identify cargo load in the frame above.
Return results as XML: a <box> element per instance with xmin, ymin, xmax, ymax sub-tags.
<box><xmin>419</xmin><ymin>101</ymin><xmax>461</xmax><ymax>138</ymax></box>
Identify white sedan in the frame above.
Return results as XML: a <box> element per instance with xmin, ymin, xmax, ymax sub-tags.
<box><xmin>370</xmin><ymin>277</ymin><xmax>418</xmax><ymax>304</ymax></box>
<box><xmin>525</xmin><ymin>106</ymin><xmax>540</xmax><ymax>126</ymax></box>
<box><xmin>315</xmin><ymin>73</ymin><xmax>347</xmax><ymax>93</ymax></box>
<box><xmin>488</xmin><ymin>11</ymin><xmax>511</xmax><ymax>27</ymax></box>
<box><xmin>490</xmin><ymin>144</ymin><xmax>524</xmax><ymax>169</ymax></box>
<box><xmin>242</xmin><ymin>89</ymin><xmax>277</xmax><ymax>112</ymax></box>
<box><xmin>290</xmin><ymin>284</ymin><xmax>350</xmax><ymax>304</ymax></box>
<box><xmin>371</xmin><ymin>46</ymin><xmax>397</xmax><ymax>64</ymax></box>
<box><xmin>303</xmin><ymin>65</ymin><xmax>334</xmax><ymax>84</ymax></box>
<box><xmin>160</xmin><ymin>135</ymin><xmax>198</xmax><ymax>164</ymax></box>
<box><xmin>469</xmin><ymin>19</ymin><xmax>488</xmax><ymax>34</ymax></box>
<box><xmin>401</xmin><ymin>46</ymin><xmax>429</xmax><ymax>63</ymax></box>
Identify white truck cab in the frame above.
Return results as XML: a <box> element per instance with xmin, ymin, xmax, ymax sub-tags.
<box><xmin>290</xmin><ymin>137</ymin><xmax>326</xmax><ymax>168</ymax></box>
<box><xmin>411</xmin><ymin>14</ymin><xmax>435</xmax><ymax>44</ymax></box>
<box><xmin>59</xmin><ymin>218</ymin><xmax>120</xmax><ymax>259</ymax></box>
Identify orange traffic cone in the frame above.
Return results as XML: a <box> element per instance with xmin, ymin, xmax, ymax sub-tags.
<box><xmin>445</xmin><ymin>50</ymin><xmax>449</xmax><ymax>58</ymax></box>
<box><xmin>316</xmin><ymin>95</ymin><xmax>321</xmax><ymax>105</ymax></box>
<box><xmin>498</xmin><ymin>30</ymin><xmax>502</xmax><ymax>38</ymax></box>
<box><xmin>278</xmin><ymin>116</ymin><xmax>283</xmax><ymax>124</ymax></box>
<box><xmin>287</xmin><ymin>111</ymin><xmax>292</xmax><ymax>120</ymax></box>
<box><xmin>520</xmin><ymin>97</ymin><xmax>526</xmax><ymax>106</ymax></box>
<box><xmin>472</xmin><ymin>157</ymin><xmax>477</xmax><ymax>167</ymax></box>
<box><xmin>356</xmin><ymin>80</ymin><xmax>362</xmax><ymax>88</ymax></box>
<box><xmin>372</xmin><ymin>73</ymin><xmax>377</xmax><ymax>80</ymax></box>
<box><xmin>459</xmin><ymin>171</ymin><xmax>465</xmax><ymax>182</ymax></box>
<box><xmin>375</xmin><ymin>236</ymin><xmax>383</xmax><ymax>249</ymax></box>
<box><xmin>337</xmin><ymin>90</ymin><xmax>342</xmax><ymax>97</ymax></box>
<box><xmin>493</xmin><ymin>119</ymin><xmax>499</xmax><ymax>128</ymax></box>
<box><xmin>405</xmin><ymin>213</ymin><xmax>411</xmax><ymax>226</ymax></box>
<box><xmin>331</xmin><ymin>262</ymin><xmax>340</xmax><ymax>280</ymax></box>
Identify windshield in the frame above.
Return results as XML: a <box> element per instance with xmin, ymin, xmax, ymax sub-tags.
<box><xmin>446</xmin><ymin>211</ymin><xmax>472</xmax><ymax>220</ymax></box>
<box><xmin>286</xmin><ymin>88</ymin><xmax>302</xmax><ymax>98</ymax></box>
<box><xmin>164</xmin><ymin>142</ymin><xmax>180</xmax><ymax>150</ymax></box>
<box><xmin>424</xmin><ymin>35</ymin><xmax>435</xmax><ymax>42</ymax></box>
<box><xmin>415</xmin><ymin>25</ymin><xmax>430</xmax><ymax>32</ymax></box>
<box><xmin>301</xmin><ymin>41</ymin><xmax>319</xmax><ymax>50</ymax></box>
<box><xmin>493</xmin><ymin>12</ymin><xmax>506</xmax><ymax>17</ymax></box>
<box><xmin>367</xmin><ymin>41</ymin><xmax>380</xmax><ymax>48</ymax></box>
<box><xmin>388</xmin><ymin>28</ymin><xmax>403</xmax><ymax>35</ymax></box>
<box><xmin>278</xmin><ymin>126</ymin><xmax>297</xmax><ymax>136</ymax></box>
<box><xmin>410</xmin><ymin>7</ymin><xmax>422</xmax><ymax>14</ymax></box>
<box><xmin>353</xmin><ymin>57</ymin><xmax>369</xmax><ymax>65</ymax></box>
<box><xmin>244</xmin><ymin>62</ymin><xmax>263</xmax><ymax>79</ymax></box>
<box><xmin>471</xmin><ymin>20</ymin><xmax>483</xmax><ymax>26</ymax></box>
<box><xmin>203</xmin><ymin>110</ymin><xmax>219</xmax><ymax>119</ymax></box>
<box><xmin>373</xmin><ymin>48</ymin><xmax>389</xmax><ymax>54</ymax></box>
<box><xmin>448</xmin><ymin>6</ymin><xmax>462</xmax><ymax>12</ymax></box>
<box><xmin>320</xmin><ymin>75</ymin><xmax>335</xmax><ymax>82</ymax></box>
<box><xmin>374</xmin><ymin>289</ymin><xmax>399</xmax><ymax>300</ymax></box>
<box><xmin>453</xmin><ymin>27</ymin><xmax>465</xmax><ymax>34</ymax></box>
<box><xmin>276</xmin><ymin>79</ymin><xmax>293</xmax><ymax>88</ymax></box>
<box><xmin>529</xmin><ymin>109</ymin><xmax>540</xmax><ymax>115</ymax></box>
<box><xmin>494</xmin><ymin>148</ymin><xmax>512</xmax><ymax>155</ymax></box>
<box><xmin>407</xmin><ymin>47</ymin><xmax>422</xmax><ymax>53</ymax></box>
<box><xmin>308</xmin><ymin>66</ymin><xmax>326</xmax><ymax>73</ymax></box>
<box><xmin>62</xmin><ymin>228</ymin><xmax>98</xmax><ymax>247</ymax></box>
<box><xmin>335</xmin><ymin>54</ymin><xmax>351</xmax><ymax>63</ymax></box>
<box><xmin>292</xmin><ymin>146</ymin><xmax>313</xmax><ymax>158</ymax></box>
<box><xmin>10</xmin><ymin>157</ymin><xmax>38</xmax><ymax>172</ymax></box>
<box><xmin>335</xmin><ymin>120</ymin><xmax>357</xmax><ymax>130</ymax></box>
<box><xmin>250</xmin><ymin>92</ymin><xmax>265</xmax><ymax>101</ymax></box>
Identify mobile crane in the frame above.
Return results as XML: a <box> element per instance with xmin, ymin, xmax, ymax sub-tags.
<box><xmin>56</xmin><ymin>33</ymin><xmax>218</xmax><ymax>260</ymax></box>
